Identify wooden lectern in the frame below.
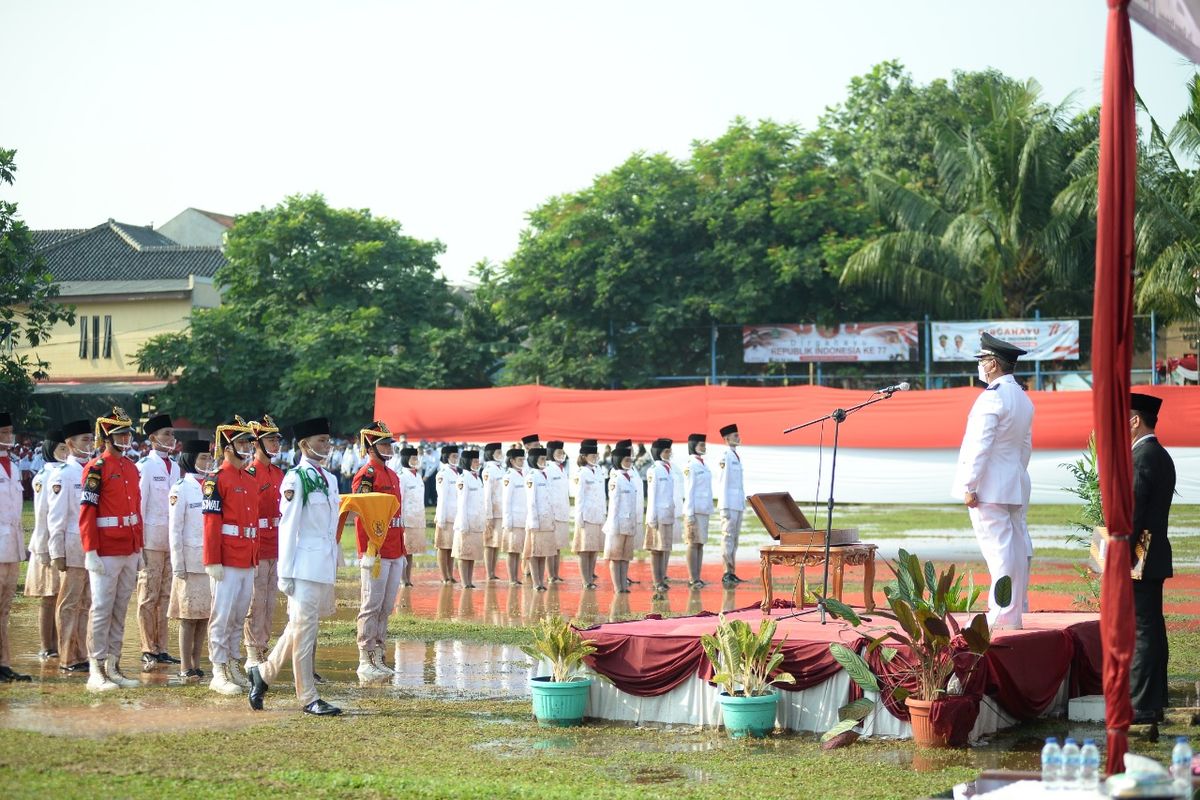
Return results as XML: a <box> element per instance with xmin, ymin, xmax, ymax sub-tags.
<box><xmin>747</xmin><ymin>492</ymin><xmax>859</xmax><ymax>546</ymax></box>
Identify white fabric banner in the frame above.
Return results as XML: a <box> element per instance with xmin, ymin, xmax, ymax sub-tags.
<box><xmin>932</xmin><ymin>320</ymin><xmax>1080</xmax><ymax>362</ymax></box>
<box><xmin>743</xmin><ymin>323</ymin><xmax>919</xmax><ymax>363</ymax></box>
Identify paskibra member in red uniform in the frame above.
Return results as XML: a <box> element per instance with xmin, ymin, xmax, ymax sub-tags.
<box><xmin>80</xmin><ymin>407</ymin><xmax>144</xmax><ymax>692</ymax></box>
<box><xmin>352</xmin><ymin>421</ymin><xmax>405</xmax><ymax>680</ymax></box>
<box><xmin>243</xmin><ymin>415</ymin><xmax>285</xmax><ymax>669</ymax></box>
<box><xmin>202</xmin><ymin>415</ymin><xmax>259</xmax><ymax>696</ymax></box>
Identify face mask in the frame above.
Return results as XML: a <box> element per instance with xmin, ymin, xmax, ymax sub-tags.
<box><xmin>152</xmin><ymin>436</ymin><xmax>176</xmax><ymax>454</ymax></box>
<box><xmin>977</xmin><ymin>363</ymin><xmax>990</xmax><ymax>384</ymax></box>
<box><xmin>309</xmin><ymin>446</ymin><xmax>332</xmax><ymax>462</ymax></box>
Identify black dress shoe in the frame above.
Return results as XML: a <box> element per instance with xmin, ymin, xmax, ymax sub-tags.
<box><xmin>60</xmin><ymin>661</ymin><xmax>89</xmax><ymax>673</ymax></box>
<box><xmin>248</xmin><ymin>665</ymin><xmax>269</xmax><ymax>711</ymax></box>
<box><xmin>141</xmin><ymin>652</ymin><xmax>159</xmax><ymax>669</ymax></box>
<box><xmin>303</xmin><ymin>699</ymin><xmax>342</xmax><ymax>716</ymax></box>
<box><xmin>0</xmin><ymin>666</ymin><xmax>31</xmax><ymax>682</ymax></box>
<box><xmin>1132</xmin><ymin>709</ymin><xmax>1160</xmax><ymax>725</ymax></box>
<box><xmin>38</xmin><ymin>650</ymin><xmax>58</xmax><ymax>661</ymax></box>
<box><xmin>157</xmin><ymin>652</ymin><xmax>181</xmax><ymax>665</ymax></box>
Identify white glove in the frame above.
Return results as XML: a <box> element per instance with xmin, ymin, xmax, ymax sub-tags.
<box><xmin>360</xmin><ymin>554</ymin><xmax>376</xmax><ymax>569</ymax></box>
<box><xmin>278</xmin><ymin>577</ymin><xmax>295</xmax><ymax>596</ymax></box>
<box><xmin>84</xmin><ymin>550</ymin><xmax>105</xmax><ymax>575</ymax></box>
<box><xmin>205</xmin><ymin>564</ymin><xmax>224</xmax><ymax>582</ymax></box>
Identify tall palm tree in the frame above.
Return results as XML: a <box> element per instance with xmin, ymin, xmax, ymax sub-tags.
<box><xmin>841</xmin><ymin>75</ymin><xmax>1093</xmax><ymax>319</ymax></box>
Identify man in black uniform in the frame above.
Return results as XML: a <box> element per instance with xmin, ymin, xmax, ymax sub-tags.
<box><xmin>1129</xmin><ymin>392</ymin><xmax>1176</xmax><ymax>724</ymax></box>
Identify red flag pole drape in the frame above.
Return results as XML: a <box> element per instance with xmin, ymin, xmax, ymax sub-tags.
<box><xmin>1095</xmin><ymin>0</ymin><xmax>1137</xmax><ymax>776</ymax></box>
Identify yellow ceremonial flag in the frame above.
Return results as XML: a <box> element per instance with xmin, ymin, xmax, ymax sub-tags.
<box><xmin>338</xmin><ymin>492</ymin><xmax>401</xmax><ymax>579</ymax></box>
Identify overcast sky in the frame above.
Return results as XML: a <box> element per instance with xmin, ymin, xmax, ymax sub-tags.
<box><xmin>4</xmin><ymin>1</ymin><xmax>1196</xmax><ymax>283</ymax></box>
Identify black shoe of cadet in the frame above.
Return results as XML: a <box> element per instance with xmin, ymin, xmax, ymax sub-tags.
<box><xmin>157</xmin><ymin>652</ymin><xmax>181</xmax><ymax>665</ymax></box>
<box><xmin>0</xmin><ymin>666</ymin><xmax>31</xmax><ymax>682</ymax></box>
<box><xmin>303</xmin><ymin>699</ymin><xmax>342</xmax><ymax>716</ymax></box>
<box><xmin>248</xmin><ymin>665</ymin><xmax>269</xmax><ymax>711</ymax></box>
<box><xmin>141</xmin><ymin>652</ymin><xmax>158</xmax><ymax>670</ymax></box>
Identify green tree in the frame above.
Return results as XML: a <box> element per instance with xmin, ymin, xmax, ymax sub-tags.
<box><xmin>0</xmin><ymin>148</ymin><xmax>75</xmax><ymax>426</ymax></box>
<box><xmin>840</xmin><ymin>74</ymin><xmax>1096</xmax><ymax>318</ymax></box>
<box><xmin>136</xmin><ymin>193</ymin><xmax>461</xmax><ymax>430</ymax></box>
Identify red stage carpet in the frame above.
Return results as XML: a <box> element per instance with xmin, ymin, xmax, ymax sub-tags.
<box><xmin>560</xmin><ymin>606</ymin><xmax>1101</xmax><ymax>738</ymax></box>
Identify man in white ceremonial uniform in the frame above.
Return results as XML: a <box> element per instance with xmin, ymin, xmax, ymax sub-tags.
<box><xmin>395</xmin><ymin>446</ymin><xmax>425</xmax><ymax>586</ymax></box>
<box><xmin>683</xmin><ymin>433</ymin><xmax>714</xmax><ymax>588</ymax></box>
<box><xmin>26</xmin><ymin>431</ymin><xmax>66</xmax><ymax>663</ymax></box>
<box><xmin>951</xmin><ymin>332</ymin><xmax>1034</xmax><ymax>630</ymax></box>
<box><xmin>47</xmin><ymin>419</ymin><xmax>94</xmax><ymax>674</ymax></box>
<box><xmin>0</xmin><ymin>412</ymin><xmax>31</xmax><ymax>682</ymax></box>
<box><xmin>136</xmin><ymin>413</ymin><xmax>180</xmax><ymax>669</ymax></box>
<box><xmin>249</xmin><ymin>417</ymin><xmax>342</xmax><ymax>716</ymax></box>
<box><xmin>717</xmin><ymin>423</ymin><xmax>746</xmax><ymax>585</ymax></box>
<box><xmin>644</xmin><ymin>438</ymin><xmax>676</xmax><ymax>594</ymax></box>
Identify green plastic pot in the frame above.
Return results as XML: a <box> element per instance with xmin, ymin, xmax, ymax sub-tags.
<box><xmin>529</xmin><ymin>675</ymin><xmax>594</xmax><ymax>727</ymax></box>
<box><xmin>717</xmin><ymin>689</ymin><xmax>780</xmax><ymax>738</ymax></box>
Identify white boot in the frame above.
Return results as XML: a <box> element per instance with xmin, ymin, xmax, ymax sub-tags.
<box><xmin>226</xmin><ymin>659</ymin><xmax>250</xmax><ymax>689</ymax></box>
<box><xmin>209</xmin><ymin>662</ymin><xmax>241</xmax><ymax>696</ymax></box>
<box><xmin>357</xmin><ymin>648</ymin><xmax>387</xmax><ymax>680</ymax></box>
<box><xmin>373</xmin><ymin>647</ymin><xmax>395</xmax><ymax>675</ymax></box>
<box><xmin>86</xmin><ymin>657</ymin><xmax>118</xmax><ymax>693</ymax></box>
<box><xmin>105</xmin><ymin>655</ymin><xmax>140</xmax><ymax>689</ymax></box>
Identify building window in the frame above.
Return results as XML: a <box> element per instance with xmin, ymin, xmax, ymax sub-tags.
<box><xmin>91</xmin><ymin>316</ymin><xmax>100</xmax><ymax>359</ymax></box>
<box><xmin>78</xmin><ymin>315</ymin><xmax>89</xmax><ymax>359</ymax></box>
<box><xmin>102</xmin><ymin>315</ymin><xmax>113</xmax><ymax>359</ymax></box>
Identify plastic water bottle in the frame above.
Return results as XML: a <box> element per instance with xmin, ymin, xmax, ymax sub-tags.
<box><xmin>1041</xmin><ymin>737</ymin><xmax>1062</xmax><ymax>790</ymax></box>
<box><xmin>1171</xmin><ymin>736</ymin><xmax>1193</xmax><ymax>792</ymax></box>
<box><xmin>1079</xmin><ymin>738</ymin><xmax>1100</xmax><ymax>791</ymax></box>
<box><xmin>1060</xmin><ymin>737</ymin><xmax>1081</xmax><ymax>789</ymax></box>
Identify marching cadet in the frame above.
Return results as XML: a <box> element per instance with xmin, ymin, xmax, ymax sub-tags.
<box><xmin>603</xmin><ymin>446</ymin><xmax>638</xmax><ymax>593</ymax></box>
<box><xmin>248</xmin><ymin>417</ymin><xmax>342</xmax><ymax>716</ymax></box>
<box><xmin>481</xmin><ymin>443</ymin><xmax>505</xmax><ymax>581</ymax></box>
<box><xmin>396</xmin><ymin>446</ymin><xmax>425</xmax><ymax>586</ymax></box>
<box><xmin>80</xmin><ymin>407</ymin><xmax>144</xmax><ymax>692</ymax></box>
<box><xmin>433</xmin><ymin>445</ymin><xmax>461</xmax><ymax>583</ymax></box>
<box><xmin>645</xmin><ymin>439</ymin><xmax>676</xmax><ymax>593</ymax></box>
<box><xmin>353</xmin><ymin>421</ymin><xmax>406</xmax><ymax>680</ymax></box>
<box><xmin>717</xmin><ymin>423</ymin><xmax>746</xmax><ymax>585</ymax></box>
<box><xmin>683</xmin><ymin>434</ymin><xmax>714</xmax><ymax>587</ymax></box>
<box><xmin>572</xmin><ymin>440</ymin><xmax>605</xmax><ymax>589</ymax></box>
<box><xmin>524</xmin><ymin>447</ymin><xmax>555</xmax><ymax>591</ymax></box>
<box><xmin>203</xmin><ymin>416</ymin><xmax>260</xmax><ymax>695</ymax></box>
<box><xmin>545</xmin><ymin>440</ymin><xmax>570</xmax><ymax>583</ymax></box>
<box><xmin>48</xmin><ymin>419</ymin><xmax>94</xmax><ymax>674</ymax></box>
<box><xmin>501</xmin><ymin>448</ymin><xmax>528</xmax><ymax>585</ymax></box>
<box><xmin>0</xmin><ymin>412</ymin><xmax>30</xmax><ymax>682</ymax></box>
<box><xmin>521</xmin><ymin>434</ymin><xmax>541</xmax><ymax>456</ymax></box>
<box><xmin>26</xmin><ymin>431</ymin><xmax>66</xmax><ymax>662</ymax></box>
<box><xmin>244</xmin><ymin>416</ymin><xmax>284</xmax><ymax>670</ymax></box>
<box><xmin>453</xmin><ymin>450</ymin><xmax>485</xmax><ymax>589</ymax></box>
<box><xmin>137</xmin><ymin>413</ymin><xmax>179</xmax><ymax>670</ymax></box>
<box><xmin>168</xmin><ymin>440</ymin><xmax>214</xmax><ymax>681</ymax></box>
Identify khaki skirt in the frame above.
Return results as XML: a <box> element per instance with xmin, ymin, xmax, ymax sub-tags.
<box><xmin>452</xmin><ymin>527</ymin><xmax>485</xmax><ymax>561</ymax></box>
<box><xmin>168</xmin><ymin>572</ymin><xmax>212</xmax><ymax>620</ymax></box>
<box><xmin>483</xmin><ymin>517</ymin><xmax>503</xmax><ymax>549</ymax></box>
<box><xmin>404</xmin><ymin>523</ymin><xmax>428</xmax><ymax>555</ymax></box>
<box><xmin>23</xmin><ymin>551</ymin><xmax>60</xmax><ymax>597</ymax></box>
<box><xmin>682</xmin><ymin>513</ymin><xmax>710</xmax><ymax>546</ymax></box>
<box><xmin>604</xmin><ymin>531</ymin><xmax>634</xmax><ymax>561</ymax></box>
<box><xmin>554</xmin><ymin>520</ymin><xmax>570</xmax><ymax>549</ymax></box>
<box><xmin>503</xmin><ymin>526</ymin><xmax>526</xmax><ymax>555</ymax></box>
<box><xmin>435</xmin><ymin>522</ymin><xmax>455</xmax><ymax>550</ymax></box>
<box><xmin>524</xmin><ymin>527</ymin><xmax>558</xmax><ymax>558</ymax></box>
<box><xmin>645</xmin><ymin>522</ymin><xmax>674</xmax><ymax>552</ymax></box>
<box><xmin>573</xmin><ymin>522</ymin><xmax>603</xmax><ymax>554</ymax></box>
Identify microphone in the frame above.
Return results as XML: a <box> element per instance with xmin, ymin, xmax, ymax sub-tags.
<box><xmin>874</xmin><ymin>381</ymin><xmax>910</xmax><ymax>395</ymax></box>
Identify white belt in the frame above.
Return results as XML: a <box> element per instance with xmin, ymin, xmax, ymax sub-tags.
<box><xmin>96</xmin><ymin>514</ymin><xmax>139</xmax><ymax>528</ymax></box>
<box><xmin>257</xmin><ymin>517</ymin><xmax>281</xmax><ymax>529</ymax></box>
<box><xmin>389</xmin><ymin>519</ymin><xmax>403</xmax><ymax>528</ymax></box>
<box><xmin>221</xmin><ymin>524</ymin><xmax>257</xmax><ymax>538</ymax></box>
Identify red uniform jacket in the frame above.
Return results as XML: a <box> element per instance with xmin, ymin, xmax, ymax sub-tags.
<box><xmin>79</xmin><ymin>453</ymin><xmax>144</xmax><ymax>556</ymax></box>
<box><xmin>247</xmin><ymin>460</ymin><xmax>284</xmax><ymax>561</ymax></box>
<box><xmin>202</xmin><ymin>460</ymin><xmax>259</xmax><ymax>568</ymax></box>
<box><xmin>352</xmin><ymin>459</ymin><xmax>406</xmax><ymax>559</ymax></box>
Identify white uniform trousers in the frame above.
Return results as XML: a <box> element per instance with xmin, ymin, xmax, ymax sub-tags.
<box><xmin>207</xmin><ymin>566</ymin><xmax>255</xmax><ymax>665</ymax></box>
<box><xmin>969</xmin><ymin>503</ymin><xmax>1031</xmax><ymax>629</ymax></box>
<box><xmin>357</xmin><ymin>557</ymin><xmax>405</xmax><ymax>651</ymax></box>
<box><xmin>87</xmin><ymin>553</ymin><xmax>140</xmax><ymax>660</ymax></box>
<box><xmin>261</xmin><ymin>578</ymin><xmax>330</xmax><ymax>707</ymax></box>
<box><xmin>720</xmin><ymin>509</ymin><xmax>743</xmax><ymax>571</ymax></box>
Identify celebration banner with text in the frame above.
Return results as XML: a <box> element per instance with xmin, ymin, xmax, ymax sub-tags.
<box><xmin>742</xmin><ymin>323</ymin><xmax>919</xmax><ymax>363</ymax></box>
<box><xmin>931</xmin><ymin>320</ymin><xmax>1080</xmax><ymax>362</ymax></box>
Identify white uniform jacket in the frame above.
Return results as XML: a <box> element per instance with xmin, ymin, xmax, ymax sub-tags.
<box><xmin>0</xmin><ymin>456</ymin><xmax>23</xmax><ymax>563</ymax></box>
<box><xmin>525</xmin><ymin>468</ymin><xmax>554</xmax><ymax>532</ymax></box>
<box><xmin>502</xmin><ymin>468</ymin><xmax>527</xmax><ymax>530</ymax></box>
<box><xmin>138</xmin><ymin>451</ymin><xmax>178</xmax><ymax>551</ymax></box>
<box><xmin>684</xmin><ymin>454</ymin><xmax>714</xmax><ymax>517</ymax></box>
<box><xmin>277</xmin><ymin>457</ymin><xmax>340</xmax><ymax>585</ymax></box>
<box><xmin>29</xmin><ymin>462</ymin><xmax>62</xmax><ymax>558</ymax></box>
<box><xmin>482</xmin><ymin>460</ymin><xmax>504</xmax><ymax>519</ymax></box>
<box><xmin>574</xmin><ymin>464</ymin><xmax>606</xmax><ymax>527</ymax></box>
<box><xmin>603</xmin><ymin>468</ymin><xmax>639</xmax><ymax>537</ymax></box>
<box><xmin>645</xmin><ymin>460</ymin><xmax>675</xmax><ymax>526</ymax></box>
<box><xmin>717</xmin><ymin>448</ymin><xmax>745</xmax><ymax>512</ymax></box>
<box><xmin>454</xmin><ymin>470</ymin><xmax>486</xmax><ymax>534</ymax></box>
<box><xmin>434</xmin><ymin>464</ymin><xmax>459</xmax><ymax>526</ymax></box>
<box><xmin>398</xmin><ymin>467</ymin><xmax>425</xmax><ymax>529</ymax></box>
<box><xmin>47</xmin><ymin>459</ymin><xmax>85</xmax><ymax>567</ymax></box>
<box><xmin>547</xmin><ymin>460</ymin><xmax>570</xmax><ymax>523</ymax></box>
<box><xmin>950</xmin><ymin>374</ymin><xmax>1034</xmax><ymax>505</ymax></box>
<box><xmin>168</xmin><ymin>474</ymin><xmax>206</xmax><ymax>573</ymax></box>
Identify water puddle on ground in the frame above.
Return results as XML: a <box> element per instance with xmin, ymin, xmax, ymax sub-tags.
<box><xmin>0</xmin><ymin>696</ymin><xmax>268</xmax><ymax>738</ymax></box>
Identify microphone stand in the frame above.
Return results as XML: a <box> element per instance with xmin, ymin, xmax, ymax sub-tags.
<box><xmin>778</xmin><ymin>389</ymin><xmax>903</xmax><ymax>624</ymax></box>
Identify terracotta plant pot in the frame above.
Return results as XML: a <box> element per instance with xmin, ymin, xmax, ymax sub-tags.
<box><xmin>906</xmin><ymin>698</ymin><xmax>951</xmax><ymax>748</ymax></box>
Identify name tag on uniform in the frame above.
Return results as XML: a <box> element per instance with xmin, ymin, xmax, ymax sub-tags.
<box><xmin>154</xmin><ymin>476</ymin><xmax>166</xmax><ymax>482</ymax></box>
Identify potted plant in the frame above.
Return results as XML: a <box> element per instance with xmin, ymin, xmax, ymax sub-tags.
<box><xmin>1061</xmin><ymin>436</ymin><xmax>1103</xmax><ymax>608</ymax></box>
<box><xmin>700</xmin><ymin>613</ymin><xmax>796</xmax><ymax>739</ymax></box>
<box><xmin>521</xmin><ymin>615</ymin><xmax>598</xmax><ymax>727</ymax></box>
<box><xmin>822</xmin><ymin>550</ymin><xmax>1009</xmax><ymax>748</ymax></box>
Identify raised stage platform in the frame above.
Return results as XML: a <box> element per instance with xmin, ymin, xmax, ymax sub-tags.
<box><xmin>547</xmin><ymin>605</ymin><xmax>1102</xmax><ymax>739</ymax></box>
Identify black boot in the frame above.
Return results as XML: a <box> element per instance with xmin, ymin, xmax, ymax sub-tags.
<box><xmin>0</xmin><ymin>665</ymin><xmax>32</xmax><ymax>682</ymax></box>
<box><xmin>303</xmin><ymin>698</ymin><xmax>341</xmax><ymax>716</ymax></box>
<box><xmin>157</xmin><ymin>652</ymin><xmax>181</xmax><ymax>665</ymax></box>
<box><xmin>248</xmin><ymin>665</ymin><xmax>269</xmax><ymax>711</ymax></box>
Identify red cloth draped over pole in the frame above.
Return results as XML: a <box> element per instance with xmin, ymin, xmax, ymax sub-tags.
<box><xmin>1095</xmin><ymin>0</ymin><xmax>1137</xmax><ymax>776</ymax></box>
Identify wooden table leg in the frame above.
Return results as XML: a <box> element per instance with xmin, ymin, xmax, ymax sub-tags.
<box><xmin>760</xmin><ymin>553</ymin><xmax>772</xmax><ymax>613</ymax></box>
<box><xmin>832</xmin><ymin>554</ymin><xmax>845</xmax><ymax>603</ymax></box>
<box><xmin>863</xmin><ymin>547</ymin><xmax>876</xmax><ymax>612</ymax></box>
<box><xmin>796</xmin><ymin>562</ymin><xmax>806</xmax><ymax>609</ymax></box>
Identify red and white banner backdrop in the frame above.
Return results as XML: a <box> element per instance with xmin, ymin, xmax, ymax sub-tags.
<box><xmin>931</xmin><ymin>320</ymin><xmax>1080</xmax><ymax>362</ymax></box>
<box><xmin>743</xmin><ymin>323</ymin><xmax>919</xmax><ymax>363</ymax></box>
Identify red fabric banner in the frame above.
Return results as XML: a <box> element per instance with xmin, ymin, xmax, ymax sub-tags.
<box><xmin>375</xmin><ymin>384</ymin><xmax>1200</xmax><ymax>449</ymax></box>
<box><xmin>1095</xmin><ymin>0</ymin><xmax>1137</xmax><ymax>774</ymax></box>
